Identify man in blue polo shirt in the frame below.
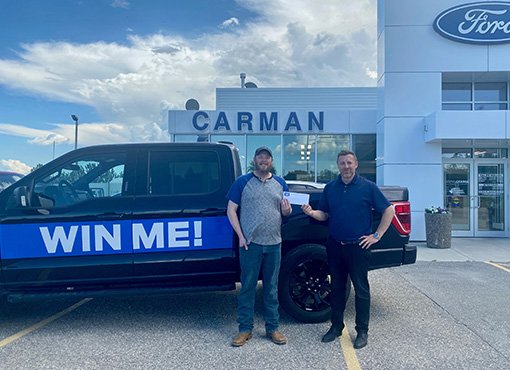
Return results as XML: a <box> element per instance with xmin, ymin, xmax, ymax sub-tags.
<box><xmin>301</xmin><ymin>150</ymin><xmax>394</xmax><ymax>349</ymax></box>
<box><xmin>226</xmin><ymin>146</ymin><xmax>292</xmax><ymax>347</ymax></box>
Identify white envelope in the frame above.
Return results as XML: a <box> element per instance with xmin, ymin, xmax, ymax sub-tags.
<box><xmin>283</xmin><ymin>191</ymin><xmax>310</xmax><ymax>205</ymax></box>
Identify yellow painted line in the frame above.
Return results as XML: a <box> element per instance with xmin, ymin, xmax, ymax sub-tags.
<box><xmin>0</xmin><ymin>298</ymin><xmax>92</xmax><ymax>348</ymax></box>
<box><xmin>339</xmin><ymin>326</ymin><xmax>362</xmax><ymax>370</ymax></box>
<box><xmin>485</xmin><ymin>261</ymin><xmax>510</xmax><ymax>273</ymax></box>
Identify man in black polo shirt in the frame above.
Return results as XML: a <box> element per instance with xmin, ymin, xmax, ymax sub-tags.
<box><xmin>301</xmin><ymin>150</ymin><xmax>394</xmax><ymax>349</ymax></box>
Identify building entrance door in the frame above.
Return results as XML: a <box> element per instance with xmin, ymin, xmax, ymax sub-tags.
<box><xmin>444</xmin><ymin>160</ymin><xmax>507</xmax><ymax>237</ymax></box>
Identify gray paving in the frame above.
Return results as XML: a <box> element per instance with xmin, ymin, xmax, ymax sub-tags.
<box><xmin>414</xmin><ymin>237</ymin><xmax>510</xmax><ymax>263</ymax></box>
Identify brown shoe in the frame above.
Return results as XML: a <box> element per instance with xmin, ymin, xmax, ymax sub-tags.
<box><xmin>232</xmin><ymin>332</ymin><xmax>252</xmax><ymax>347</ymax></box>
<box><xmin>266</xmin><ymin>330</ymin><xmax>287</xmax><ymax>345</ymax></box>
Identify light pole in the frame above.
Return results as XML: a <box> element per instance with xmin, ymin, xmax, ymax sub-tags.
<box><xmin>71</xmin><ymin>115</ymin><xmax>79</xmax><ymax>150</ymax></box>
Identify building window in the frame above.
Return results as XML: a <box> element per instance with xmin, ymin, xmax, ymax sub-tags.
<box><xmin>442</xmin><ymin>76</ymin><xmax>510</xmax><ymax>111</ymax></box>
<box><xmin>316</xmin><ymin>135</ymin><xmax>349</xmax><ymax>183</ymax></box>
<box><xmin>282</xmin><ymin>135</ymin><xmax>315</xmax><ymax>181</ymax></box>
<box><xmin>473</xmin><ymin>148</ymin><xmax>508</xmax><ymax>159</ymax></box>
<box><xmin>246</xmin><ymin>135</ymin><xmax>281</xmax><ymax>176</ymax></box>
<box><xmin>442</xmin><ymin>148</ymin><xmax>473</xmax><ymax>159</ymax></box>
<box><xmin>211</xmin><ymin>135</ymin><xmax>246</xmax><ymax>173</ymax></box>
<box><xmin>353</xmin><ymin>134</ymin><xmax>376</xmax><ymax>183</ymax></box>
<box><xmin>172</xmin><ymin>133</ymin><xmax>377</xmax><ymax>183</ymax></box>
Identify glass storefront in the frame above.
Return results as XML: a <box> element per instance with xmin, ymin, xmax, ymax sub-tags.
<box><xmin>283</xmin><ymin>135</ymin><xmax>315</xmax><ymax>181</ymax></box>
<box><xmin>443</xmin><ymin>148</ymin><xmax>507</xmax><ymax>237</ymax></box>
<box><xmin>173</xmin><ymin>134</ymin><xmax>374</xmax><ymax>183</ymax></box>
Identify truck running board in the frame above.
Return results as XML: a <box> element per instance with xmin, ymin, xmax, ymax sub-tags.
<box><xmin>7</xmin><ymin>283</ymin><xmax>236</xmax><ymax>303</ymax></box>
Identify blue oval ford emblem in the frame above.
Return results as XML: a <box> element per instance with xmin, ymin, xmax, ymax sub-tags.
<box><xmin>434</xmin><ymin>2</ymin><xmax>510</xmax><ymax>44</ymax></box>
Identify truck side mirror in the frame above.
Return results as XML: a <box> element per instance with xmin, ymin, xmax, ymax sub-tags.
<box><xmin>11</xmin><ymin>186</ymin><xmax>30</xmax><ymax>208</ymax></box>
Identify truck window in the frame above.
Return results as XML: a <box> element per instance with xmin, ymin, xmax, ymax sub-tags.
<box><xmin>148</xmin><ymin>151</ymin><xmax>220</xmax><ymax>196</ymax></box>
<box><xmin>32</xmin><ymin>153</ymin><xmax>126</xmax><ymax>207</ymax></box>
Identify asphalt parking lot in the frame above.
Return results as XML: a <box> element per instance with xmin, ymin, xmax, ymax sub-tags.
<box><xmin>1</xmin><ymin>240</ymin><xmax>509</xmax><ymax>369</ymax></box>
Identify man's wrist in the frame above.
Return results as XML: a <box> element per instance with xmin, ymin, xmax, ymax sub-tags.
<box><xmin>373</xmin><ymin>232</ymin><xmax>381</xmax><ymax>240</ymax></box>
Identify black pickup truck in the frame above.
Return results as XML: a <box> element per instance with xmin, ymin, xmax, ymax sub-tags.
<box><xmin>0</xmin><ymin>142</ymin><xmax>416</xmax><ymax>323</ymax></box>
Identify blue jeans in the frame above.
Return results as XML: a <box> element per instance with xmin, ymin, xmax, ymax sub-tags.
<box><xmin>237</xmin><ymin>243</ymin><xmax>281</xmax><ymax>333</ymax></box>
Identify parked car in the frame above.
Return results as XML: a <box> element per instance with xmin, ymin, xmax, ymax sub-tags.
<box><xmin>0</xmin><ymin>171</ymin><xmax>24</xmax><ymax>192</ymax></box>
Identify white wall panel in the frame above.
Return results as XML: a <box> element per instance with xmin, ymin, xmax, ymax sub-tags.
<box><xmin>489</xmin><ymin>43</ymin><xmax>510</xmax><ymax>71</ymax></box>
<box><xmin>383</xmin><ymin>73</ymin><xmax>441</xmax><ymax>117</ymax></box>
<box><xmin>382</xmin><ymin>163</ymin><xmax>443</xmax><ymax>240</ymax></box>
<box><xmin>349</xmin><ymin>110</ymin><xmax>377</xmax><ymax>133</ymax></box>
<box><xmin>384</xmin><ymin>0</ymin><xmax>465</xmax><ymax>26</ymax></box>
<box><xmin>216</xmin><ymin>88</ymin><xmax>377</xmax><ymax>110</ymax></box>
<box><xmin>377</xmin><ymin>74</ymin><xmax>385</xmax><ymax>124</ymax></box>
<box><xmin>385</xmin><ymin>26</ymin><xmax>489</xmax><ymax>73</ymax></box>
<box><xmin>377</xmin><ymin>28</ymin><xmax>385</xmax><ymax>83</ymax></box>
<box><xmin>380</xmin><ymin>118</ymin><xmax>442</xmax><ymax>164</ymax></box>
<box><xmin>425</xmin><ymin>111</ymin><xmax>507</xmax><ymax>141</ymax></box>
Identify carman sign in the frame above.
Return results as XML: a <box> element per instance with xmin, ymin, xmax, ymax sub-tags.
<box><xmin>169</xmin><ymin>110</ymin><xmax>331</xmax><ymax>134</ymax></box>
<box><xmin>434</xmin><ymin>2</ymin><xmax>510</xmax><ymax>44</ymax></box>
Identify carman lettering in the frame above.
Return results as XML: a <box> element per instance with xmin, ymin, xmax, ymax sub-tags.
<box><xmin>260</xmin><ymin>112</ymin><xmax>278</xmax><ymax>131</ymax></box>
<box><xmin>434</xmin><ymin>2</ymin><xmax>510</xmax><ymax>44</ymax></box>
<box><xmin>190</xmin><ymin>111</ymin><xmax>324</xmax><ymax>133</ymax></box>
<box><xmin>284</xmin><ymin>112</ymin><xmax>302</xmax><ymax>131</ymax></box>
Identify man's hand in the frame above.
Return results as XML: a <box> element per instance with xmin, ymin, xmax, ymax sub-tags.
<box><xmin>239</xmin><ymin>236</ymin><xmax>248</xmax><ymax>250</ymax></box>
<box><xmin>359</xmin><ymin>234</ymin><xmax>379</xmax><ymax>249</ymax></box>
<box><xmin>301</xmin><ymin>204</ymin><xmax>328</xmax><ymax>221</ymax></box>
<box><xmin>281</xmin><ymin>198</ymin><xmax>292</xmax><ymax>216</ymax></box>
<box><xmin>301</xmin><ymin>204</ymin><xmax>313</xmax><ymax>216</ymax></box>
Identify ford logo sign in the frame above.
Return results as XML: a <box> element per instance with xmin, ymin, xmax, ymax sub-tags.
<box><xmin>434</xmin><ymin>2</ymin><xmax>510</xmax><ymax>44</ymax></box>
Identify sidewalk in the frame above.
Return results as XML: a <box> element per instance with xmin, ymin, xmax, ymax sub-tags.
<box><xmin>414</xmin><ymin>238</ymin><xmax>510</xmax><ymax>262</ymax></box>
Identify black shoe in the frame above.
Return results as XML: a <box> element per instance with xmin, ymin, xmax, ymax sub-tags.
<box><xmin>353</xmin><ymin>332</ymin><xmax>368</xmax><ymax>349</ymax></box>
<box><xmin>321</xmin><ymin>326</ymin><xmax>343</xmax><ymax>343</ymax></box>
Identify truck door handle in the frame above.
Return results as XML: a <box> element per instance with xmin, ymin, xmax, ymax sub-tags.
<box><xmin>97</xmin><ymin>212</ymin><xmax>125</xmax><ymax>220</ymax></box>
<box><xmin>200</xmin><ymin>208</ymin><xmax>226</xmax><ymax>216</ymax></box>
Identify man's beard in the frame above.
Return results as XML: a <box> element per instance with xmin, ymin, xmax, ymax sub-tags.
<box><xmin>255</xmin><ymin>162</ymin><xmax>271</xmax><ymax>175</ymax></box>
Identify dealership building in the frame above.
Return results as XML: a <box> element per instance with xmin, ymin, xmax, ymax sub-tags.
<box><xmin>169</xmin><ymin>0</ymin><xmax>510</xmax><ymax>241</ymax></box>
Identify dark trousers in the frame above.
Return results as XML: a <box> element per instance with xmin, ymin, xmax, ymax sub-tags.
<box><xmin>326</xmin><ymin>237</ymin><xmax>371</xmax><ymax>333</ymax></box>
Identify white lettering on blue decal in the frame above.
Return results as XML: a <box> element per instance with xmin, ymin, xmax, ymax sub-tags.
<box><xmin>168</xmin><ymin>221</ymin><xmax>189</xmax><ymax>248</ymax></box>
<box><xmin>40</xmin><ymin>226</ymin><xmax>79</xmax><ymax>254</ymax></box>
<box><xmin>133</xmin><ymin>222</ymin><xmax>164</xmax><ymax>250</ymax></box>
<box><xmin>94</xmin><ymin>224</ymin><xmax>121</xmax><ymax>251</ymax></box>
<box><xmin>194</xmin><ymin>221</ymin><xmax>202</xmax><ymax>246</ymax></box>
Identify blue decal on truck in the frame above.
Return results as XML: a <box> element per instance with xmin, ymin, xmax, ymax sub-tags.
<box><xmin>0</xmin><ymin>216</ymin><xmax>233</xmax><ymax>259</ymax></box>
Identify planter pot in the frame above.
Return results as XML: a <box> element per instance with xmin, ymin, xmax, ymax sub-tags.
<box><xmin>425</xmin><ymin>213</ymin><xmax>452</xmax><ymax>249</ymax></box>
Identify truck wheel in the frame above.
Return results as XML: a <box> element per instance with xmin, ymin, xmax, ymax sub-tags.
<box><xmin>279</xmin><ymin>244</ymin><xmax>352</xmax><ymax>323</ymax></box>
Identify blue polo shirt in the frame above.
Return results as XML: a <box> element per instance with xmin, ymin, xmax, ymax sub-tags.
<box><xmin>318</xmin><ymin>174</ymin><xmax>391</xmax><ymax>242</ymax></box>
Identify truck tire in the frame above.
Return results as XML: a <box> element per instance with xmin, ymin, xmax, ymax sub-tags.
<box><xmin>279</xmin><ymin>243</ymin><xmax>351</xmax><ymax>323</ymax></box>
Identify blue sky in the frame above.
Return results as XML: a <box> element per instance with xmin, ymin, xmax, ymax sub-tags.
<box><xmin>0</xmin><ymin>0</ymin><xmax>377</xmax><ymax>173</ymax></box>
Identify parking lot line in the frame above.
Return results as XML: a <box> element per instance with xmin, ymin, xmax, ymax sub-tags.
<box><xmin>339</xmin><ymin>326</ymin><xmax>362</xmax><ymax>370</ymax></box>
<box><xmin>485</xmin><ymin>262</ymin><xmax>510</xmax><ymax>273</ymax></box>
<box><xmin>0</xmin><ymin>298</ymin><xmax>92</xmax><ymax>348</ymax></box>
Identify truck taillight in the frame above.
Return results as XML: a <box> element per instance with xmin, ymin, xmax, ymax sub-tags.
<box><xmin>391</xmin><ymin>202</ymin><xmax>411</xmax><ymax>235</ymax></box>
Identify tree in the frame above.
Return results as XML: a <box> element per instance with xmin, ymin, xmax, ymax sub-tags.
<box><xmin>31</xmin><ymin>163</ymin><xmax>44</xmax><ymax>172</ymax></box>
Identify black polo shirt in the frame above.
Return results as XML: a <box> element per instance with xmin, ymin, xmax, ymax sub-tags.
<box><xmin>318</xmin><ymin>174</ymin><xmax>391</xmax><ymax>242</ymax></box>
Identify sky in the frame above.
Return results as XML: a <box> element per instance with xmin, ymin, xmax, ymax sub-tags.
<box><xmin>0</xmin><ymin>0</ymin><xmax>377</xmax><ymax>173</ymax></box>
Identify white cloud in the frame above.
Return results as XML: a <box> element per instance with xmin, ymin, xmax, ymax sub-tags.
<box><xmin>0</xmin><ymin>0</ymin><xmax>377</xmax><ymax>147</ymax></box>
<box><xmin>220</xmin><ymin>17</ymin><xmax>240</xmax><ymax>29</ymax></box>
<box><xmin>1</xmin><ymin>159</ymin><xmax>32</xmax><ymax>174</ymax></box>
<box><xmin>111</xmin><ymin>0</ymin><xmax>129</xmax><ymax>9</ymax></box>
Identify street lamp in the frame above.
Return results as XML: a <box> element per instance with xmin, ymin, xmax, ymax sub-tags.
<box><xmin>71</xmin><ymin>115</ymin><xmax>79</xmax><ymax>150</ymax></box>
